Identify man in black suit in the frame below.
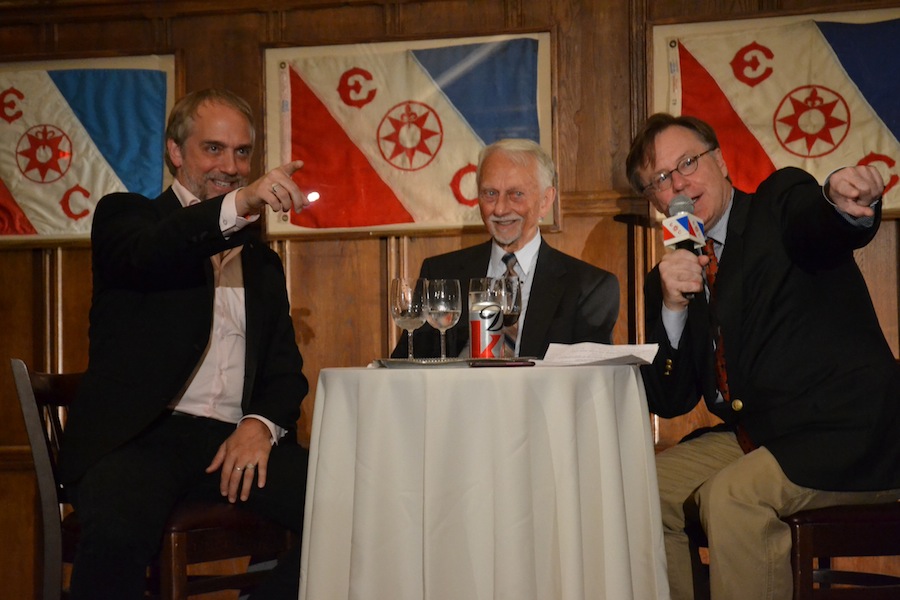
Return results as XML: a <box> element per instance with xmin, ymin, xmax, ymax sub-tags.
<box><xmin>392</xmin><ymin>138</ymin><xmax>619</xmax><ymax>359</ymax></box>
<box><xmin>627</xmin><ymin>113</ymin><xmax>900</xmax><ymax>600</ymax></box>
<box><xmin>59</xmin><ymin>89</ymin><xmax>313</xmax><ymax>600</ymax></box>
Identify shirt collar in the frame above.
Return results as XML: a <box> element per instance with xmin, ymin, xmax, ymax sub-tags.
<box><xmin>171</xmin><ymin>178</ymin><xmax>200</xmax><ymax>207</ymax></box>
<box><xmin>706</xmin><ymin>189</ymin><xmax>735</xmax><ymax>246</ymax></box>
<box><xmin>491</xmin><ymin>231</ymin><xmax>541</xmax><ymax>274</ymax></box>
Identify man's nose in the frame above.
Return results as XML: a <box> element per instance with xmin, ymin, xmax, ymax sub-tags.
<box><xmin>219</xmin><ymin>152</ymin><xmax>238</xmax><ymax>174</ymax></box>
<box><xmin>670</xmin><ymin>170</ymin><xmax>689</xmax><ymax>192</ymax></box>
<box><xmin>494</xmin><ymin>193</ymin><xmax>511</xmax><ymax>214</ymax></box>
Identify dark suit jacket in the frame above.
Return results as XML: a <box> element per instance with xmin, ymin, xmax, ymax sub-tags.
<box><xmin>59</xmin><ymin>188</ymin><xmax>307</xmax><ymax>484</ymax></box>
<box><xmin>391</xmin><ymin>239</ymin><xmax>619</xmax><ymax>359</ymax></box>
<box><xmin>642</xmin><ymin>167</ymin><xmax>900</xmax><ymax>492</ymax></box>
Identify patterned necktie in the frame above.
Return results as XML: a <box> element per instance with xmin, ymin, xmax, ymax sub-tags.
<box><xmin>502</xmin><ymin>253</ymin><xmax>519</xmax><ymax>356</ymax></box>
<box><xmin>703</xmin><ymin>239</ymin><xmax>730</xmax><ymax>401</ymax></box>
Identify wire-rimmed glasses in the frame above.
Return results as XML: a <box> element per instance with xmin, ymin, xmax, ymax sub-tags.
<box><xmin>642</xmin><ymin>148</ymin><xmax>715</xmax><ymax>194</ymax></box>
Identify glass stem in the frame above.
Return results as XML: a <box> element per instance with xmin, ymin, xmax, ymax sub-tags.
<box><xmin>440</xmin><ymin>330</ymin><xmax>447</xmax><ymax>360</ymax></box>
<box><xmin>407</xmin><ymin>329</ymin><xmax>414</xmax><ymax>359</ymax></box>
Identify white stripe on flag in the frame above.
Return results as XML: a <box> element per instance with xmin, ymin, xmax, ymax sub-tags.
<box><xmin>0</xmin><ymin>70</ymin><xmax>125</xmax><ymax>236</ymax></box>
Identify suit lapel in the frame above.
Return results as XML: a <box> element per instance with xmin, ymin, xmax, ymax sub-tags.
<box><xmin>717</xmin><ymin>191</ymin><xmax>750</xmax><ymax>375</ymax></box>
<box><xmin>519</xmin><ymin>241</ymin><xmax>565</xmax><ymax>357</ymax></box>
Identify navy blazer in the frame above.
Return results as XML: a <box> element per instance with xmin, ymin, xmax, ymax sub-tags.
<box><xmin>392</xmin><ymin>239</ymin><xmax>619</xmax><ymax>359</ymax></box>
<box><xmin>642</xmin><ymin>167</ymin><xmax>900</xmax><ymax>492</ymax></box>
<box><xmin>59</xmin><ymin>188</ymin><xmax>307</xmax><ymax>484</ymax></box>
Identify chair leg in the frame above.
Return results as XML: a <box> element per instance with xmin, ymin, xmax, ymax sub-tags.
<box><xmin>159</xmin><ymin>531</ymin><xmax>188</xmax><ymax>600</ymax></box>
<box><xmin>790</xmin><ymin>522</ymin><xmax>816</xmax><ymax>600</ymax></box>
<box><xmin>687</xmin><ymin>538</ymin><xmax>711</xmax><ymax>600</ymax></box>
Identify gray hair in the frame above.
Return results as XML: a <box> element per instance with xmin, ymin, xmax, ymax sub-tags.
<box><xmin>476</xmin><ymin>138</ymin><xmax>556</xmax><ymax>191</ymax></box>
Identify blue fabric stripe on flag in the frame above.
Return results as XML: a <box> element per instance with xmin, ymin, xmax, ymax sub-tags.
<box><xmin>817</xmin><ymin>19</ymin><xmax>900</xmax><ymax>141</ymax></box>
<box><xmin>413</xmin><ymin>39</ymin><xmax>539</xmax><ymax>145</ymax></box>
<box><xmin>49</xmin><ymin>69</ymin><xmax>167</xmax><ymax>197</ymax></box>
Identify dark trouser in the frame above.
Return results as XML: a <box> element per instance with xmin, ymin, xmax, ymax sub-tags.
<box><xmin>67</xmin><ymin>412</ymin><xmax>308</xmax><ymax>600</ymax></box>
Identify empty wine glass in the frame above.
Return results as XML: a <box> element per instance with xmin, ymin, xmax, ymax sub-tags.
<box><xmin>390</xmin><ymin>277</ymin><xmax>426</xmax><ymax>359</ymax></box>
<box><xmin>424</xmin><ymin>279</ymin><xmax>461</xmax><ymax>360</ymax></box>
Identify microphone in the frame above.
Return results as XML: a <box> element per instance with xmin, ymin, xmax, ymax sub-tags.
<box><xmin>662</xmin><ymin>194</ymin><xmax>705</xmax><ymax>254</ymax></box>
<box><xmin>661</xmin><ymin>194</ymin><xmax>706</xmax><ymax>300</ymax></box>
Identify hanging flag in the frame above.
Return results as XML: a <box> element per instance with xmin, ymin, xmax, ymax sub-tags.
<box><xmin>271</xmin><ymin>35</ymin><xmax>549</xmax><ymax>231</ymax></box>
<box><xmin>664</xmin><ymin>17</ymin><xmax>900</xmax><ymax>212</ymax></box>
<box><xmin>0</xmin><ymin>67</ymin><xmax>168</xmax><ymax>237</ymax></box>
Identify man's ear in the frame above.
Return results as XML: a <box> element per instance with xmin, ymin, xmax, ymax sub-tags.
<box><xmin>539</xmin><ymin>186</ymin><xmax>556</xmax><ymax>218</ymax></box>
<box><xmin>167</xmin><ymin>139</ymin><xmax>183</xmax><ymax>170</ymax></box>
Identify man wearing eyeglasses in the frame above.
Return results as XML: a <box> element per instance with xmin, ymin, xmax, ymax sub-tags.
<box><xmin>626</xmin><ymin>113</ymin><xmax>900</xmax><ymax>600</ymax></box>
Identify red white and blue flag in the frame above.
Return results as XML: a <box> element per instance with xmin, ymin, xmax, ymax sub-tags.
<box><xmin>664</xmin><ymin>17</ymin><xmax>900</xmax><ymax>212</ymax></box>
<box><xmin>0</xmin><ymin>67</ymin><xmax>168</xmax><ymax>237</ymax></box>
<box><xmin>271</xmin><ymin>34</ymin><xmax>549</xmax><ymax>231</ymax></box>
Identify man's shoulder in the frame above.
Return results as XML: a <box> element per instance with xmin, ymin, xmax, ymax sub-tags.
<box><xmin>539</xmin><ymin>241</ymin><xmax>616</xmax><ymax>279</ymax></box>
<box><xmin>422</xmin><ymin>240</ymin><xmax>491</xmax><ymax>267</ymax></box>
<box><xmin>95</xmin><ymin>188</ymin><xmax>175</xmax><ymax>215</ymax></box>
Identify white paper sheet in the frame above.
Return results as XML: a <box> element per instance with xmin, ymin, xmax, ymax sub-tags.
<box><xmin>535</xmin><ymin>342</ymin><xmax>659</xmax><ymax>366</ymax></box>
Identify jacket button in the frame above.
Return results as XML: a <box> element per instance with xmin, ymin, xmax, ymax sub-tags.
<box><xmin>731</xmin><ymin>399</ymin><xmax>743</xmax><ymax>412</ymax></box>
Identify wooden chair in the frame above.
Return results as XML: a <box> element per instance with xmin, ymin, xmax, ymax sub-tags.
<box><xmin>685</xmin><ymin>497</ymin><xmax>900</xmax><ymax>599</ymax></box>
<box><xmin>11</xmin><ymin>358</ymin><xmax>297</xmax><ymax>600</ymax></box>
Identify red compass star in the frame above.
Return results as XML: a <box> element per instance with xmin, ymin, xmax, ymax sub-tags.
<box><xmin>774</xmin><ymin>86</ymin><xmax>849</xmax><ymax>158</ymax></box>
<box><xmin>17</xmin><ymin>124</ymin><xmax>72</xmax><ymax>182</ymax></box>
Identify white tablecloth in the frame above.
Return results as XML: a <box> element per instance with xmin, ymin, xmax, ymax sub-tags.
<box><xmin>299</xmin><ymin>365</ymin><xmax>670</xmax><ymax>600</ymax></box>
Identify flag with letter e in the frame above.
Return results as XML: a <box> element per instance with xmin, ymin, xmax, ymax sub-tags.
<box><xmin>665</xmin><ymin>17</ymin><xmax>900</xmax><ymax>212</ymax></box>
<box><xmin>0</xmin><ymin>67</ymin><xmax>168</xmax><ymax>237</ymax></box>
<box><xmin>270</xmin><ymin>34</ymin><xmax>550</xmax><ymax>231</ymax></box>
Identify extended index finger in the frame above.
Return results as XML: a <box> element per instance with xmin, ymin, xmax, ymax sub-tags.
<box><xmin>280</xmin><ymin>159</ymin><xmax>305</xmax><ymax>178</ymax></box>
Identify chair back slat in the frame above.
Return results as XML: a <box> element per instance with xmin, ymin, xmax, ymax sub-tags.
<box><xmin>11</xmin><ymin>358</ymin><xmax>83</xmax><ymax>600</ymax></box>
<box><xmin>28</xmin><ymin>369</ymin><xmax>81</xmax><ymax>503</ymax></box>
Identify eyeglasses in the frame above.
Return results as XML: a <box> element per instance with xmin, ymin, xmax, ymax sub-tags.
<box><xmin>642</xmin><ymin>148</ymin><xmax>716</xmax><ymax>194</ymax></box>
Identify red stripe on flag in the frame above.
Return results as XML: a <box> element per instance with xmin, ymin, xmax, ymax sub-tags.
<box><xmin>679</xmin><ymin>43</ymin><xmax>776</xmax><ymax>193</ymax></box>
<box><xmin>0</xmin><ymin>179</ymin><xmax>37</xmax><ymax>235</ymax></box>
<box><xmin>288</xmin><ymin>67</ymin><xmax>414</xmax><ymax>228</ymax></box>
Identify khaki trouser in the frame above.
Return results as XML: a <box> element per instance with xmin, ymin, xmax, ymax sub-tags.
<box><xmin>656</xmin><ymin>431</ymin><xmax>900</xmax><ymax>600</ymax></box>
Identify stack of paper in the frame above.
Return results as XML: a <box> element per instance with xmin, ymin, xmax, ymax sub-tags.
<box><xmin>535</xmin><ymin>343</ymin><xmax>659</xmax><ymax>366</ymax></box>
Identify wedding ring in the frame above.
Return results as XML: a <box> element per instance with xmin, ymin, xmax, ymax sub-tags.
<box><xmin>271</xmin><ymin>183</ymin><xmax>280</xmax><ymax>194</ymax></box>
<box><xmin>234</xmin><ymin>466</ymin><xmax>243</xmax><ymax>472</ymax></box>
<box><xmin>246</xmin><ymin>464</ymin><xmax>256</xmax><ymax>470</ymax></box>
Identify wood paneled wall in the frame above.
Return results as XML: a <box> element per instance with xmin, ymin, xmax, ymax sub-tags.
<box><xmin>1</xmin><ymin>0</ymin><xmax>897</xmax><ymax>597</ymax></box>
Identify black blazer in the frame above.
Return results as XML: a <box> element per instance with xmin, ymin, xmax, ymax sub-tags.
<box><xmin>642</xmin><ymin>167</ymin><xmax>900</xmax><ymax>492</ymax></box>
<box><xmin>59</xmin><ymin>188</ymin><xmax>307</xmax><ymax>484</ymax></box>
<box><xmin>392</xmin><ymin>239</ymin><xmax>619</xmax><ymax>359</ymax></box>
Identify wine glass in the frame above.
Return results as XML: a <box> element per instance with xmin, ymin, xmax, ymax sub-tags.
<box><xmin>390</xmin><ymin>278</ymin><xmax>426</xmax><ymax>359</ymax></box>
<box><xmin>502</xmin><ymin>275</ymin><xmax>522</xmax><ymax>358</ymax></box>
<box><xmin>424</xmin><ymin>279</ymin><xmax>462</xmax><ymax>360</ymax></box>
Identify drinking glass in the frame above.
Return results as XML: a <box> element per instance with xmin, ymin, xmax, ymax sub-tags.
<box><xmin>390</xmin><ymin>277</ymin><xmax>426</xmax><ymax>359</ymax></box>
<box><xmin>468</xmin><ymin>277</ymin><xmax>505</xmax><ymax>358</ymax></box>
<box><xmin>424</xmin><ymin>279</ymin><xmax>461</xmax><ymax>360</ymax></box>
<box><xmin>502</xmin><ymin>275</ymin><xmax>522</xmax><ymax>357</ymax></box>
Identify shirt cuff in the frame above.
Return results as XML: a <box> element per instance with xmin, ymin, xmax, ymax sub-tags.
<box><xmin>239</xmin><ymin>414</ymin><xmax>287</xmax><ymax>445</ymax></box>
<box><xmin>661</xmin><ymin>304</ymin><xmax>688</xmax><ymax>350</ymax></box>
<box><xmin>220</xmin><ymin>189</ymin><xmax>260</xmax><ymax>237</ymax></box>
